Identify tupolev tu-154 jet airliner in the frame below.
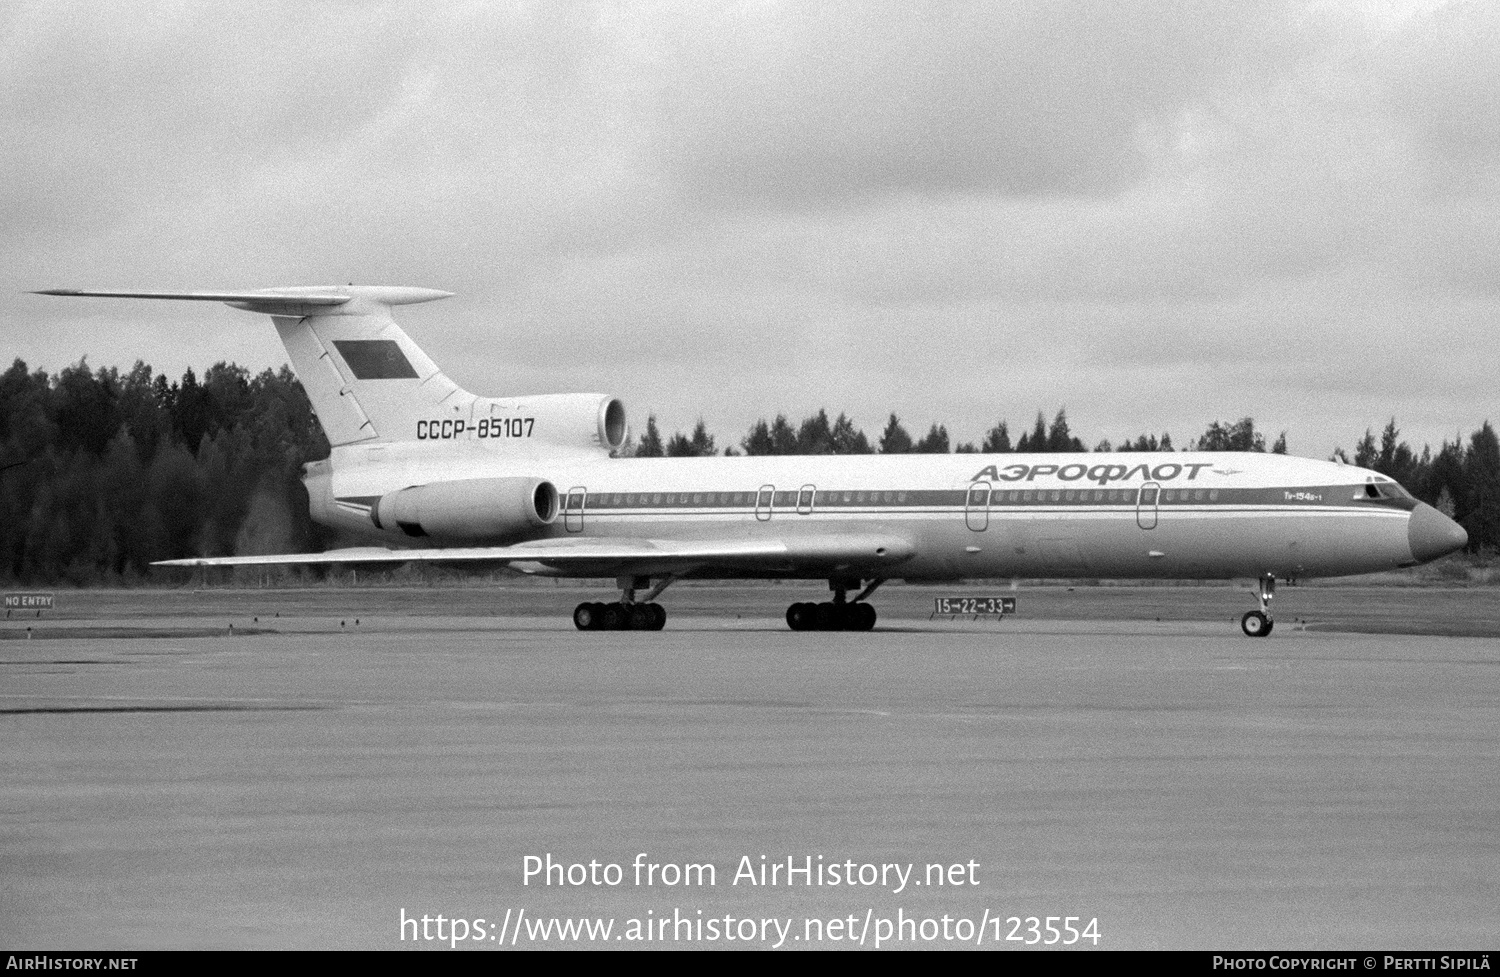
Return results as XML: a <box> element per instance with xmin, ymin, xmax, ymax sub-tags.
<box><xmin>39</xmin><ymin>286</ymin><xmax>1469</xmax><ymax>636</ymax></box>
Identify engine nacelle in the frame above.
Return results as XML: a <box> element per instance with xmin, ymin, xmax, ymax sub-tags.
<box><xmin>372</xmin><ymin>477</ymin><xmax>558</xmax><ymax>541</ymax></box>
<box><xmin>478</xmin><ymin>393</ymin><xmax>627</xmax><ymax>453</ymax></box>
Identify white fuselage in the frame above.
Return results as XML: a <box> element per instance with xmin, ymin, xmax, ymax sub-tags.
<box><xmin>308</xmin><ymin>442</ymin><xmax>1423</xmax><ymax>581</ymax></box>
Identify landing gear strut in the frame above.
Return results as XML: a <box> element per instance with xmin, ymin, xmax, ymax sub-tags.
<box><xmin>573</xmin><ymin>575</ymin><xmax>671</xmax><ymax>631</ymax></box>
<box><xmin>786</xmin><ymin>579</ymin><xmax>881</xmax><ymax>632</ymax></box>
<box><xmin>1240</xmin><ymin>574</ymin><xmax>1275</xmax><ymax>637</ymax></box>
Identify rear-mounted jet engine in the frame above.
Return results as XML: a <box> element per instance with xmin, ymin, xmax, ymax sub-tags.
<box><xmin>371</xmin><ymin>476</ymin><xmax>558</xmax><ymax>541</ymax></box>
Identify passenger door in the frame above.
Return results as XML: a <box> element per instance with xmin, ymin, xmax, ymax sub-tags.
<box><xmin>965</xmin><ymin>481</ymin><xmax>991</xmax><ymax>532</ymax></box>
<box><xmin>1136</xmin><ymin>481</ymin><xmax>1160</xmax><ymax>530</ymax></box>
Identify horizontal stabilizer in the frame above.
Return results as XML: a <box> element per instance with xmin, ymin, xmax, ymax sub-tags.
<box><xmin>34</xmin><ymin>286</ymin><xmax>452</xmax><ymax>318</ymax></box>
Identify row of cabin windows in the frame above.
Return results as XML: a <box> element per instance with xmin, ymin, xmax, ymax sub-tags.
<box><xmin>585</xmin><ymin>491</ymin><xmax>907</xmax><ymax>507</ymax></box>
<box><xmin>580</xmin><ymin>488</ymin><xmax>1226</xmax><ymax>508</ymax></box>
<box><xmin>988</xmin><ymin>488</ymin><xmax>1223</xmax><ymax>504</ymax></box>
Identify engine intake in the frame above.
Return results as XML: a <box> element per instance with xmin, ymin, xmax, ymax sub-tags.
<box><xmin>372</xmin><ymin>477</ymin><xmax>558</xmax><ymax>541</ymax></box>
<box><xmin>476</xmin><ymin>394</ymin><xmax>627</xmax><ymax>453</ymax></box>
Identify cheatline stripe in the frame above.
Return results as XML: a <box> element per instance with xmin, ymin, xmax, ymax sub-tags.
<box><xmin>536</xmin><ymin>509</ymin><xmax>1409</xmax><ymax>525</ymax></box>
<box><xmin>338</xmin><ymin>486</ymin><xmax>1415</xmax><ymax>513</ymax></box>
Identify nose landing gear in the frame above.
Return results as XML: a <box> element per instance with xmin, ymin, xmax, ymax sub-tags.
<box><xmin>1240</xmin><ymin>574</ymin><xmax>1276</xmax><ymax>637</ymax></box>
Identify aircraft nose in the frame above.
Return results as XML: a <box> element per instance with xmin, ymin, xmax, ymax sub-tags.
<box><xmin>1407</xmin><ymin>502</ymin><xmax>1468</xmax><ymax>564</ymax></box>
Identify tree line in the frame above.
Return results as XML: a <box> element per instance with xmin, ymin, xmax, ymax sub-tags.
<box><xmin>0</xmin><ymin>358</ymin><xmax>1494</xmax><ymax>585</ymax></box>
<box><xmin>632</xmin><ymin>409</ymin><xmax>1274</xmax><ymax>458</ymax></box>
<box><xmin>0</xmin><ymin>358</ymin><xmax>329</xmax><ymax>585</ymax></box>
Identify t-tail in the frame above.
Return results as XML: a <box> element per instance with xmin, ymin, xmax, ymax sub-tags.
<box><xmin>35</xmin><ymin>287</ymin><xmax>627</xmax><ymax>452</ymax></box>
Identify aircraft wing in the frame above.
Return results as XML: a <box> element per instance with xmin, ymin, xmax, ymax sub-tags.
<box><xmin>152</xmin><ymin>534</ymin><xmax>915</xmax><ymax>577</ymax></box>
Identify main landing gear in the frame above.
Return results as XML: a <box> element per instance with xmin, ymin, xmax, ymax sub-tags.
<box><xmin>786</xmin><ymin>579</ymin><xmax>882</xmax><ymax>632</ymax></box>
<box><xmin>573</xmin><ymin>600</ymin><xmax>665</xmax><ymax>631</ymax></box>
<box><xmin>1240</xmin><ymin>573</ymin><xmax>1276</xmax><ymax>638</ymax></box>
<box><xmin>574</xmin><ymin>575</ymin><xmax>671</xmax><ymax>631</ymax></box>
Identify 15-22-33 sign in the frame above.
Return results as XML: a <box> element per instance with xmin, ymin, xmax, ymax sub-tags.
<box><xmin>933</xmin><ymin>596</ymin><xmax>1017</xmax><ymax>615</ymax></box>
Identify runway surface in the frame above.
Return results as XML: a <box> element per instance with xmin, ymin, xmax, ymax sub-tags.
<box><xmin>2</xmin><ymin>585</ymin><xmax>1497</xmax><ymax>949</ymax></box>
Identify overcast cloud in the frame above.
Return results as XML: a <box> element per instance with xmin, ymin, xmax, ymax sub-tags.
<box><xmin>2</xmin><ymin>0</ymin><xmax>1495</xmax><ymax>456</ymax></box>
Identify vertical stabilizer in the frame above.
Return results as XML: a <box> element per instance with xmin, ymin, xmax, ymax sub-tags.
<box><xmin>267</xmin><ymin>289</ymin><xmax>471</xmax><ymax>446</ymax></box>
<box><xmin>37</xmin><ymin>286</ymin><xmax>466</xmax><ymax>446</ymax></box>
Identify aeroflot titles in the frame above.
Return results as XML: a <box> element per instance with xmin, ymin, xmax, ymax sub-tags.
<box><xmin>971</xmin><ymin>462</ymin><xmax>1216</xmax><ymax>486</ymax></box>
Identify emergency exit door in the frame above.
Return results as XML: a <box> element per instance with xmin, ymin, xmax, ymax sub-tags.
<box><xmin>564</xmin><ymin>487</ymin><xmax>587</xmax><ymax>532</ymax></box>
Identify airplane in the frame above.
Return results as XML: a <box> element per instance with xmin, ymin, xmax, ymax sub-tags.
<box><xmin>38</xmin><ymin>286</ymin><xmax>1469</xmax><ymax>637</ymax></box>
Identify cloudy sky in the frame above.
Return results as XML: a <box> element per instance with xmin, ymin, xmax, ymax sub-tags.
<box><xmin>3</xmin><ymin>0</ymin><xmax>1496</xmax><ymax>457</ymax></box>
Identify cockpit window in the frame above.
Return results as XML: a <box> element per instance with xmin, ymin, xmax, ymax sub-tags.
<box><xmin>1356</xmin><ymin>482</ymin><xmax>1414</xmax><ymax>501</ymax></box>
